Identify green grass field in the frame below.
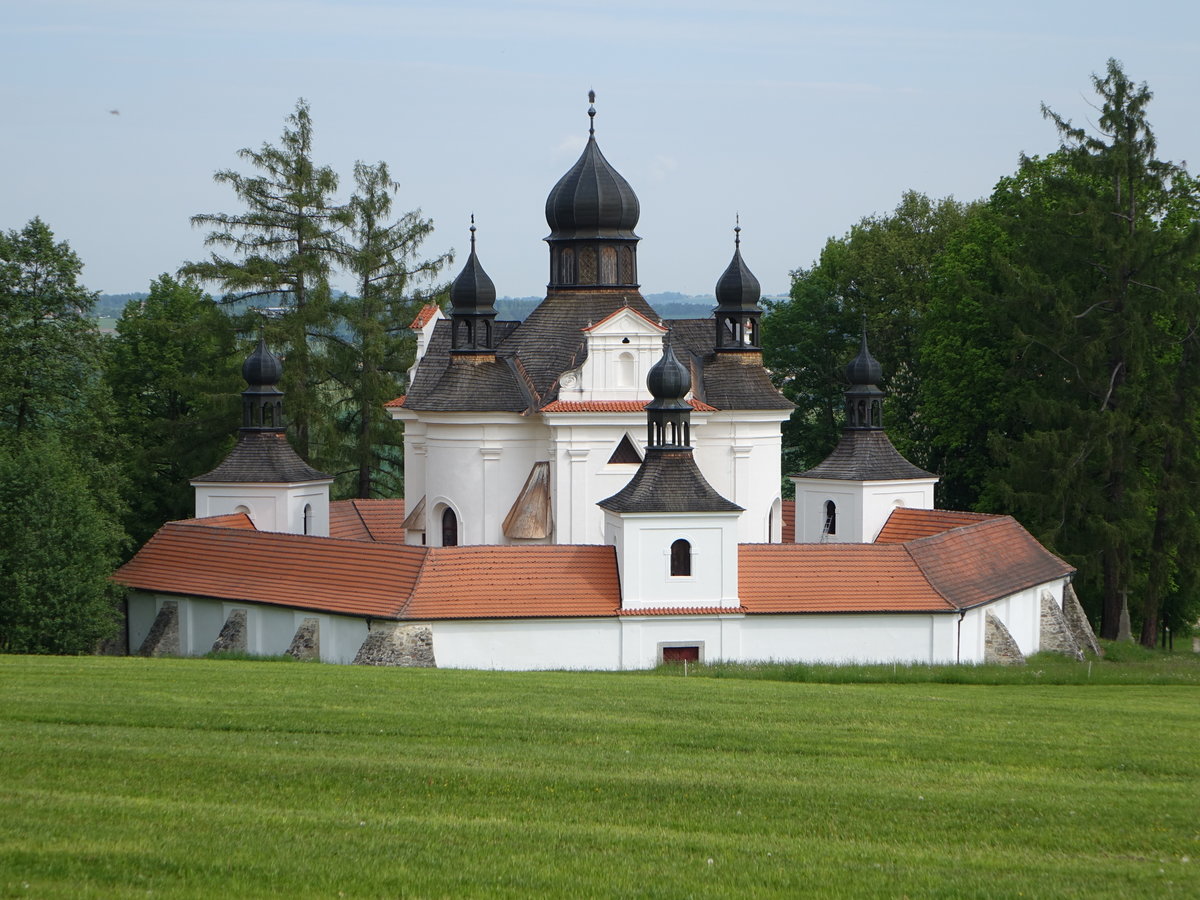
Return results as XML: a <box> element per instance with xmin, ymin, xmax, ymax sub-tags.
<box><xmin>1</xmin><ymin>655</ymin><xmax>1198</xmax><ymax>898</ymax></box>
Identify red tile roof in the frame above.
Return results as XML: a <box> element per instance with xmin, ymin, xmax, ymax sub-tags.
<box><xmin>409</xmin><ymin>303</ymin><xmax>442</xmax><ymax>330</ymax></box>
<box><xmin>875</xmin><ymin>507</ymin><xmax>998</xmax><ymax>543</ymax></box>
<box><xmin>540</xmin><ymin>398</ymin><xmax>717</xmax><ymax>413</ymax></box>
<box><xmin>384</xmin><ymin>395</ymin><xmax>406</xmax><ymax>408</ymax></box>
<box><xmin>403</xmin><ymin>545</ymin><xmax>620</xmax><ymax>619</ymax></box>
<box><xmin>739</xmin><ymin>543</ymin><xmax>955</xmax><ymax>613</ymax></box>
<box><xmin>176</xmin><ymin>513</ymin><xmax>257</xmax><ymax>530</ymax></box>
<box><xmin>904</xmin><ymin>517</ymin><xmax>1074</xmax><ymax>610</ymax></box>
<box><xmin>329</xmin><ymin>499</ymin><xmax>407</xmax><ymax>543</ymax></box>
<box><xmin>781</xmin><ymin>500</ymin><xmax>795</xmax><ymax>543</ymax></box>
<box><xmin>114</xmin><ymin>522</ymin><xmax>426</xmax><ymax>619</ymax></box>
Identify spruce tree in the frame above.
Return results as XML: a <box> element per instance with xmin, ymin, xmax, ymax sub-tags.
<box><xmin>324</xmin><ymin>161</ymin><xmax>452</xmax><ymax>498</ymax></box>
<box><xmin>181</xmin><ymin>98</ymin><xmax>341</xmax><ymax>460</ymax></box>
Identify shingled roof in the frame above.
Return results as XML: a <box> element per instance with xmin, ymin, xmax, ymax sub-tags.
<box><xmin>794</xmin><ymin>430</ymin><xmax>934</xmax><ymax>481</ymax></box>
<box><xmin>191</xmin><ymin>432</ymin><xmax>330</xmax><ymax>484</ymax></box>
<box><xmin>401</xmin><ymin>290</ymin><xmax>793</xmax><ymax>414</ymax></box>
<box><xmin>598</xmin><ymin>448</ymin><xmax>743</xmax><ymax>514</ymax></box>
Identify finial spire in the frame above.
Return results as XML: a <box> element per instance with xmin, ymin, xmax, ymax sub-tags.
<box><xmin>588</xmin><ymin>89</ymin><xmax>596</xmax><ymax>135</ymax></box>
<box><xmin>469</xmin><ymin>213</ymin><xmax>476</xmax><ymax>251</ymax></box>
<box><xmin>734</xmin><ymin>213</ymin><xmax>741</xmax><ymax>249</ymax></box>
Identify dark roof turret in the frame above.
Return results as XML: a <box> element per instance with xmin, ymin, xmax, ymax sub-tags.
<box><xmin>714</xmin><ymin>222</ymin><xmax>761</xmax><ymax>313</ymax></box>
<box><xmin>450</xmin><ymin>217</ymin><xmax>497</xmax><ymax>315</ymax></box>
<box><xmin>845</xmin><ymin>323</ymin><xmax>883</xmax><ymax>387</ymax></box>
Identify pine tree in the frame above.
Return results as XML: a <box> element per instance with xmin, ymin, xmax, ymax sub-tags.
<box><xmin>181</xmin><ymin>98</ymin><xmax>341</xmax><ymax>459</ymax></box>
<box><xmin>324</xmin><ymin>161</ymin><xmax>452</xmax><ymax>498</ymax></box>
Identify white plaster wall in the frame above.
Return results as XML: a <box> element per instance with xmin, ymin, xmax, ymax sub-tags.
<box><xmin>432</xmin><ymin>618</ymin><xmax>622</xmax><ymax>670</ymax></box>
<box><xmin>193</xmin><ymin>481</ymin><xmax>331</xmax><ymax>536</ymax></box>
<box><xmin>606</xmin><ymin>512</ymin><xmax>740</xmax><ymax>608</ymax></box>
<box><xmin>740</xmin><ymin>614</ymin><xmax>959</xmax><ymax>664</ymax></box>
<box><xmin>419</xmin><ymin>415</ymin><xmax>547</xmax><ymax>546</ymax></box>
<box><xmin>127</xmin><ymin>592</ymin><xmax>157</xmax><ymax>652</ymax></box>
<box><xmin>618</xmin><ymin>615</ymin><xmax>743</xmax><ymax>669</ymax></box>
<box><xmin>791</xmin><ymin>477</ymin><xmax>937</xmax><ymax>543</ymax></box>
<box><xmin>566</xmin><ymin>310</ymin><xmax>667</xmax><ymax>402</ymax></box>
<box><xmin>693</xmin><ymin>412</ymin><xmax>786</xmax><ymax>543</ymax></box>
<box><xmin>862</xmin><ymin>482</ymin><xmax>936</xmax><ymax>542</ymax></box>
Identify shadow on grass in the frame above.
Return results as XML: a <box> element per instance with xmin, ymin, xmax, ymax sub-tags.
<box><xmin>649</xmin><ymin>641</ymin><xmax>1200</xmax><ymax>685</ymax></box>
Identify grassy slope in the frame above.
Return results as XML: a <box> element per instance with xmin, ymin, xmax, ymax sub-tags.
<box><xmin>1</xmin><ymin>656</ymin><xmax>1197</xmax><ymax>898</ymax></box>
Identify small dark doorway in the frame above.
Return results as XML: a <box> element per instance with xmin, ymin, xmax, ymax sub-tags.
<box><xmin>441</xmin><ymin>507</ymin><xmax>458</xmax><ymax>547</ymax></box>
<box><xmin>824</xmin><ymin>500</ymin><xmax>837</xmax><ymax>536</ymax></box>
<box><xmin>662</xmin><ymin>646</ymin><xmax>700</xmax><ymax>663</ymax></box>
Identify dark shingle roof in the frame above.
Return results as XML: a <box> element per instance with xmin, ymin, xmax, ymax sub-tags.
<box><xmin>598</xmin><ymin>448</ymin><xmax>743</xmax><ymax>514</ymax></box>
<box><xmin>794</xmin><ymin>430</ymin><xmax>934</xmax><ymax>481</ymax></box>
<box><xmin>191</xmin><ymin>432</ymin><xmax>330</xmax><ymax>484</ymax></box>
<box><xmin>403</xmin><ymin>297</ymin><xmax>794</xmax><ymax>414</ymax></box>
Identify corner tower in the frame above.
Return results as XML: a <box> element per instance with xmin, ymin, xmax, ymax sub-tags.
<box><xmin>790</xmin><ymin>326</ymin><xmax>936</xmax><ymax>543</ymax></box>
<box><xmin>449</xmin><ymin>217</ymin><xmax>499</xmax><ymax>359</ymax></box>
<box><xmin>192</xmin><ymin>338</ymin><xmax>332</xmax><ymax>535</ymax></box>
<box><xmin>713</xmin><ymin>220</ymin><xmax>763</xmax><ymax>352</ymax></box>
<box><xmin>544</xmin><ymin>91</ymin><xmax>641</xmax><ymax>290</ymax></box>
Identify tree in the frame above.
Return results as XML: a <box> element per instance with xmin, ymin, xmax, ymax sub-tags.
<box><xmin>323</xmin><ymin>161</ymin><xmax>452</xmax><ymax>498</ymax></box>
<box><xmin>977</xmin><ymin>60</ymin><xmax>1200</xmax><ymax>640</ymax></box>
<box><xmin>181</xmin><ymin>98</ymin><xmax>341</xmax><ymax>459</ymax></box>
<box><xmin>762</xmin><ymin>192</ymin><xmax>975</xmax><ymax>480</ymax></box>
<box><xmin>107</xmin><ymin>275</ymin><xmax>242</xmax><ymax>545</ymax></box>
<box><xmin>0</xmin><ymin>436</ymin><xmax>124</xmax><ymax>653</ymax></box>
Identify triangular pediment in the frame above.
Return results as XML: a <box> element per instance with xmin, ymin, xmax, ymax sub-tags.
<box><xmin>582</xmin><ymin>305</ymin><xmax>667</xmax><ymax>337</ymax></box>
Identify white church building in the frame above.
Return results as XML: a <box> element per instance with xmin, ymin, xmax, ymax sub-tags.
<box><xmin>115</xmin><ymin>98</ymin><xmax>1098</xmax><ymax>669</ymax></box>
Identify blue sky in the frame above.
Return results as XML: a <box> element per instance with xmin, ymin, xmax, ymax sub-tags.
<box><xmin>4</xmin><ymin>1</ymin><xmax>1199</xmax><ymax>298</ymax></box>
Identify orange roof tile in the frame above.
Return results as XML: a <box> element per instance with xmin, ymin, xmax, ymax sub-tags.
<box><xmin>409</xmin><ymin>303</ymin><xmax>442</xmax><ymax>330</ymax></box>
<box><xmin>329</xmin><ymin>499</ymin><xmax>408</xmax><ymax>543</ymax></box>
<box><xmin>875</xmin><ymin>507</ymin><xmax>998</xmax><ymax>543</ymax></box>
<box><xmin>781</xmin><ymin>499</ymin><xmax>795</xmax><ymax>543</ymax></box>
<box><xmin>739</xmin><ymin>543</ymin><xmax>955</xmax><ymax>613</ymax></box>
<box><xmin>114</xmin><ymin>523</ymin><xmax>426</xmax><ymax>619</ymax></box>
<box><xmin>904</xmin><ymin>517</ymin><xmax>1075</xmax><ymax>609</ymax></box>
<box><xmin>402</xmin><ymin>545</ymin><xmax>620</xmax><ymax>619</ymax></box>
<box><xmin>176</xmin><ymin>513</ymin><xmax>256</xmax><ymax>530</ymax></box>
<box><xmin>384</xmin><ymin>395</ymin><xmax>406</xmax><ymax>408</ymax></box>
<box><xmin>618</xmin><ymin>606</ymin><xmax>747</xmax><ymax>616</ymax></box>
<box><xmin>540</xmin><ymin>398</ymin><xmax>717</xmax><ymax>413</ymax></box>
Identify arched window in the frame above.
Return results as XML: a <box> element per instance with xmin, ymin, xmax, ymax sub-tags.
<box><xmin>616</xmin><ymin>351</ymin><xmax>635</xmax><ymax>388</ymax></box>
<box><xmin>670</xmin><ymin>539</ymin><xmax>691</xmax><ymax>577</ymax></box>
<box><xmin>824</xmin><ymin>500</ymin><xmax>837</xmax><ymax>536</ymax></box>
<box><xmin>559</xmin><ymin>248</ymin><xmax>575</xmax><ymax>284</ymax></box>
<box><xmin>441</xmin><ymin>507</ymin><xmax>458</xmax><ymax>547</ymax></box>
<box><xmin>600</xmin><ymin>246</ymin><xmax>618</xmax><ymax>284</ymax></box>
<box><xmin>303</xmin><ymin>503</ymin><xmax>313</xmax><ymax>535</ymax></box>
<box><xmin>262</xmin><ymin>402</ymin><xmax>274</xmax><ymax>427</ymax></box>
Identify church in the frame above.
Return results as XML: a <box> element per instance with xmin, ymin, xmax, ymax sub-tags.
<box><xmin>115</xmin><ymin>97</ymin><xmax>1099</xmax><ymax>669</ymax></box>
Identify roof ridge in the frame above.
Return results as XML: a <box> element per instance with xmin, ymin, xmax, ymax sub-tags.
<box><xmin>350</xmin><ymin>499</ymin><xmax>372</xmax><ymax>541</ymax></box>
<box><xmin>900</xmin><ymin>541</ymin><xmax>959</xmax><ymax>610</ymax></box>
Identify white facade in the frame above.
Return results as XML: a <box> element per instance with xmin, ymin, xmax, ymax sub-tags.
<box><xmin>193</xmin><ymin>480</ymin><xmax>331</xmax><ymax>537</ymax></box>
<box><xmin>791</xmin><ymin>475</ymin><xmax>938</xmax><ymax>543</ymax></box>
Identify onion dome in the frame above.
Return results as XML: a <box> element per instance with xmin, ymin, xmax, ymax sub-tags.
<box><xmin>845</xmin><ymin>325</ymin><xmax>883</xmax><ymax>386</ymax></box>
<box><xmin>242</xmin><ymin>337</ymin><xmax>283</xmax><ymax>386</ymax></box>
<box><xmin>646</xmin><ymin>337</ymin><xmax>691</xmax><ymax>409</ymax></box>
<box><xmin>545</xmin><ymin>92</ymin><xmax>640</xmax><ymax>240</ymax></box>
<box><xmin>714</xmin><ymin>223</ymin><xmax>761</xmax><ymax>313</ymax></box>
<box><xmin>450</xmin><ymin>218</ymin><xmax>497</xmax><ymax>315</ymax></box>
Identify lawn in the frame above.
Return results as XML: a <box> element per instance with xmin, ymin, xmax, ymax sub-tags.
<box><xmin>1</xmin><ymin>655</ymin><xmax>1197</xmax><ymax>898</ymax></box>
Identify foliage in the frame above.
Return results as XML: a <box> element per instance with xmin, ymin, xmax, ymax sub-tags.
<box><xmin>323</xmin><ymin>161</ymin><xmax>452</xmax><ymax>498</ymax></box>
<box><xmin>762</xmin><ymin>191</ymin><xmax>975</xmax><ymax>480</ymax></box>
<box><xmin>181</xmin><ymin>98</ymin><xmax>342</xmax><ymax>460</ymax></box>
<box><xmin>0</xmin><ymin>439</ymin><xmax>124</xmax><ymax>653</ymax></box>
<box><xmin>1</xmin><ymin>656</ymin><xmax>1197</xmax><ymax>897</ymax></box>
<box><xmin>107</xmin><ymin>275</ymin><xmax>242</xmax><ymax>546</ymax></box>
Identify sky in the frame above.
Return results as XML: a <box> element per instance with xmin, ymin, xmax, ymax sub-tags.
<box><xmin>4</xmin><ymin>1</ymin><xmax>1200</xmax><ymax>299</ymax></box>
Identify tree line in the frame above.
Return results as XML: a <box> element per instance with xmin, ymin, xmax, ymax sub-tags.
<box><xmin>0</xmin><ymin>99</ymin><xmax>450</xmax><ymax>653</ymax></box>
<box><xmin>764</xmin><ymin>59</ymin><xmax>1200</xmax><ymax>644</ymax></box>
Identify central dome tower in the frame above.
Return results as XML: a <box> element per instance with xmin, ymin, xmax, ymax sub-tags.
<box><xmin>544</xmin><ymin>91</ymin><xmax>641</xmax><ymax>290</ymax></box>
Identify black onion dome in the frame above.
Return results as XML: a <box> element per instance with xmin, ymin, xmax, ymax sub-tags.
<box><xmin>845</xmin><ymin>328</ymin><xmax>883</xmax><ymax>386</ymax></box>
<box><xmin>646</xmin><ymin>338</ymin><xmax>691</xmax><ymax>408</ymax></box>
<box><xmin>545</xmin><ymin>103</ymin><xmax>640</xmax><ymax>240</ymax></box>
<box><xmin>242</xmin><ymin>338</ymin><xmax>283</xmax><ymax>386</ymax></box>
<box><xmin>714</xmin><ymin>237</ymin><xmax>761</xmax><ymax>313</ymax></box>
<box><xmin>450</xmin><ymin>226</ymin><xmax>497</xmax><ymax>314</ymax></box>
